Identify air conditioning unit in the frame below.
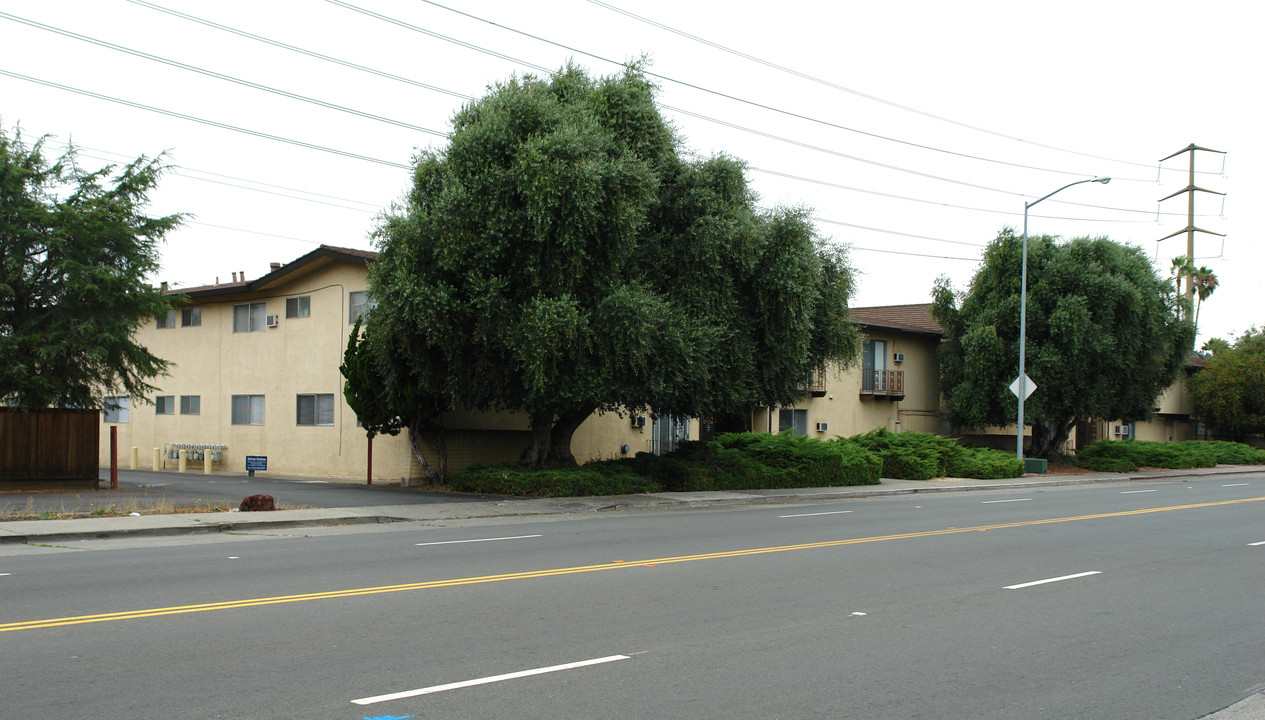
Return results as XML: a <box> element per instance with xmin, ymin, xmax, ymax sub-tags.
<box><xmin>816</xmin><ymin>421</ymin><xmax>829</xmax><ymax>433</ymax></box>
<box><xmin>631</xmin><ymin>415</ymin><xmax>646</xmax><ymax>428</ymax></box>
<box><xmin>265</xmin><ymin>314</ymin><xmax>279</xmax><ymax>327</ymax></box>
<box><xmin>892</xmin><ymin>352</ymin><xmax>905</xmax><ymax>363</ymax></box>
<box><xmin>1114</xmin><ymin>425</ymin><xmax>1130</xmax><ymax>437</ymax></box>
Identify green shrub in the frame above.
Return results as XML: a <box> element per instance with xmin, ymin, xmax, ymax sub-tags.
<box><xmin>451</xmin><ymin>463</ymin><xmax>658</xmax><ymax>497</ymax></box>
<box><xmin>846</xmin><ymin>428</ymin><xmax>1023</xmax><ymax>480</ymax></box>
<box><xmin>946</xmin><ymin>447</ymin><xmax>1027</xmax><ymax>479</ymax></box>
<box><xmin>1075</xmin><ymin>439</ymin><xmax>1265</xmax><ymax>472</ymax></box>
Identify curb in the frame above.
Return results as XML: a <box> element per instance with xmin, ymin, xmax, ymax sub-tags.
<box><xmin>3</xmin><ymin>466</ymin><xmax>1260</xmax><ymax>545</ymax></box>
<box><xmin>0</xmin><ymin>515</ymin><xmax>408</xmax><ymax>545</ymax></box>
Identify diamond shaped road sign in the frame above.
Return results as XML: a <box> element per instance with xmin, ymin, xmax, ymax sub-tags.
<box><xmin>1009</xmin><ymin>373</ymin><xmax>1037</xmax><ymax>401</ymax></box>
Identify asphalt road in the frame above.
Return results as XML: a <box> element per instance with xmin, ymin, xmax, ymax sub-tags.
<box><xmin>2</xmin><ymin>476</ymin><xmax>1263</xmax><ymax>719</ymax></box>
<box><xmin>0</xmin><ymin>469</ymin><xmax>498</xmax><ymax>515</ymax></box>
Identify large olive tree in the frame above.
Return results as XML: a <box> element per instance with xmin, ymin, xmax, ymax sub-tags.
<box><xmin>933</xmin><ymin>229</ymin><xmax>1193</xmax><ymax>457</ymax></box>
<box><xmin>357</xmin><ymin>64</ymin><xmax>859</xmax><ymax>472</ymax></box>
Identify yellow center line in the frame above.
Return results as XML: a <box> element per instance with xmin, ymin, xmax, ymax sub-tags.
<box><xmin>3</xmin><ymin>495</ymin><xmax>1261</xmax><ymax>633</ymax></box>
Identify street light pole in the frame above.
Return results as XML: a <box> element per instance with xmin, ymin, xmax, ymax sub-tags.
<box><xmin>1017</xmin><ymin>176</ymin><xmax>1111</xmax><ymax>461</ymax></box>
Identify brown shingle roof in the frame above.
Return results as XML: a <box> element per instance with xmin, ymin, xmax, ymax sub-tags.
<box><xmin>849</xmin><ymin>303</ymin><xmax>943</xmax><ymax>336</ymax></box>
<box><xmin>167</xmin><ymin>244</ymin><xmax>377</xmax><ymax>297</ymax></box>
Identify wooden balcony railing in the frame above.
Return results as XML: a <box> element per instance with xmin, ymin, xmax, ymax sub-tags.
<box><xmin>860</xmin><ymin>369</ymin><xmax>904</xmax><ymax>399</ymax></box>
<box><xmin>798</xmin><ymin>365</ymin><xmax>828</xmax><ymax>397</ymax></box>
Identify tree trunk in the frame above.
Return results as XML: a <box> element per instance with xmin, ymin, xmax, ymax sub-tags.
<box><xmin>1029</xmin><ymin>418</ymin><xmax>1075</xmax><ymax>458</ymax></box>
<box><xmin>521</xmin><ymin>412</ymin><xmax>555</xmax><ymax>468</ymax></box>
<box><xmin>548</xmin><ymin>408</ymin><xmax>593</xmax><ymax>468</ymax></box>
<box><xmin>520</xmin><ymin>407</ymin><xmax>594</xmax><ymax>468</ymax></box>
<box><xmin>407</xmin><ymin>415</ymin><xmax>448</xmax><ymax>483</ymax></box>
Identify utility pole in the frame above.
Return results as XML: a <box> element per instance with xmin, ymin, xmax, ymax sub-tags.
<box><xmin>1157</xmin><ymin>144</ymin><xmax>1225</xmax><ymax>311</ymax></box>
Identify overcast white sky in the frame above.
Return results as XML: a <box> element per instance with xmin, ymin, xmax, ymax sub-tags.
<box><xmin>2</xmin><ymin>0</ymin><xmax>1256</xmax><ymax>346</ymax></box>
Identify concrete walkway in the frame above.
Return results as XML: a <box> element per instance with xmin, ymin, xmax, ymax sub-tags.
<box><xmin>2</xmin><ymin>465</ymin><xmax>1261</xmax><ymax>545</ymax></box>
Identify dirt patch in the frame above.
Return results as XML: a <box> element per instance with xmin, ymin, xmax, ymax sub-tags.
<box><xmin>1041</xmin><ymin>461</ymin><xmax>1097</xmax><ymax>475</ymax></box>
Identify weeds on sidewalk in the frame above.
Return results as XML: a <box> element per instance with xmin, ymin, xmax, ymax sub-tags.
<box><xmin>0</xmin><ymin>496</ymin><xmax>236</xmax><ymax>521</ymax></box>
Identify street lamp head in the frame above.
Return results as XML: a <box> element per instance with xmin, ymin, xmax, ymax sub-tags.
<box><xmin>1093</xmin><ymin>176</ymin><xmax>1111</xmax><ymax>184</ymax></box>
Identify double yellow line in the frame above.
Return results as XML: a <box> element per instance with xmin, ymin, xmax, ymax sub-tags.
<box><xmin>3</xmin><ymin>495</ymin><xmax>1261</xmax><ymax>633</ymax></box>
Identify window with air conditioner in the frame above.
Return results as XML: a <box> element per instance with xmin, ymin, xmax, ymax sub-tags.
<box><xmin>233</xmin><ymin>302</ymin><xmax>267</xmax><ymax>333</ymax></box>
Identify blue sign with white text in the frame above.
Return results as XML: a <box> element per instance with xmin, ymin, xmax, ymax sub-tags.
<box><xmin>245</xmin><ymin>455</ymin><xmax>267</xmax><ymax>472</ymax></box>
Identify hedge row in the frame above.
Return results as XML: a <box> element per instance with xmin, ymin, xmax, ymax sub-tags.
<box><xmin>1076</xmin><ymin>439</ymin><xmax>1265</xmax><ymax>473</ymax></box>
<box><xmin>451</xmin><ymin>430</ymin><xmax>1025</xmax><ymax>497</ymax></box>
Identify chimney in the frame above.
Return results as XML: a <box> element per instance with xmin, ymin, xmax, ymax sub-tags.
<box><xmin>231</xmin><ymin>272</ymin><xmax>237</xmax><ymax>283</ymax></box>
<box><xmin>160</xmin><ymin>281</ymin><xmax>168</xmax><ymax>293</ymax></box>
<box><xmin>215</xmin><ymin>276</ymin><xmax>220</xmax><ymax>286</ymax></box>
<box><xmin>270</xmin><ymin>262</ymin><xmax>281</xmax><ymax>271</ymax></box>
<box><xmin>239</xmin><ymin>270</ymin><xmax>245</xmax><ymax>283</ymax></box>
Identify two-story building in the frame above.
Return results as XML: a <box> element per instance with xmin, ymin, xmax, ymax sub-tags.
<box><xmin>99</xmin><ymin>245</ymin><xmax>675</xmax><ymax>481</ymax></box>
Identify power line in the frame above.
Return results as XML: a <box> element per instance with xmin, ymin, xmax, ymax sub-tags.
<box><xmin>587</xmin><ymin>0</ymin><xmax>1218</xmax><ymax>177</ymax></box>
<box><xmin>412</xmin><ymin>0</ymin><xmax>1151</xmax><ymax>183</ymax></box>
<box><xmin>0</xmin><ymin>12</ymin><xmax>449</xmax><ymax>139</ymax></box>
<box><xmin>39</xmin><ymin>137</ymin><xmax>387</xmax><ymax>210</ymax></box>
<box><xmin>849</xmin><ymin>245</ymin><xmax>981</xmax><ymax>262</ymax></box>
<box><xmin>187</xmin><ymin>221</ymin><xmax>333</xmax><ymax>246</ymax></box>
<box><xmin>124</xmin><ymin>0</ymin><xmax>476</xmax><ymax>103</ymax></box>
<box><xmin>114</xmin><ymin>2</ymin><xmax>1177</xmax><ymax>220</ymax></box>
<box><xmin>334</xmin><ymin>1</ymin><xmax>1176</xmax><ymax>216</ymax></box>
<box><xmin>0</xmin><ymin>69</ymin><xmax>412</xmax><ymax>170</ymax></box>
<box><xmin>744</xmin><ymin>165</ymin><xmax>1203</xmax><ymax>222</ymax></box>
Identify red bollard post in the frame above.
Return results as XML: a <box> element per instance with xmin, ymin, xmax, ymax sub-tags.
<box><xmin>367</xmin><ymin>435</ymin><xmax>373</xmax><ymax>486</ymax></box>
<box><xmin>110</xmin><ymin>426</ymin><xmax>118</xmax><ymax>489</ymax></box>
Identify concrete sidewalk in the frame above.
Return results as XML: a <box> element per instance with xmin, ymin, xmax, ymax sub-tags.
<box><xmin>2</xmin><ymin>465</ymin><xmax>1261</xmax><ymax>545</ymax></box>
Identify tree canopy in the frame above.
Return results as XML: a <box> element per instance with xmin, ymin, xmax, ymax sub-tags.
<box><xmin>932</xmin><ymin>229</ymin><xmax>1194</xmax><ymax>456</ymax></box>
<box><xmin>358</xmin><ymin>64</ymin><xmax>859</xmax><ymax>471</ymax></box>
<box><xmin>0</xmin><ymin>126</ymin><xmax>180</xmax><ymax>409</ymax></box>
<box><xmin>1189</xmin><ymin>327</ymin><xmax>1265</xmax><ymax>440</ymax></box>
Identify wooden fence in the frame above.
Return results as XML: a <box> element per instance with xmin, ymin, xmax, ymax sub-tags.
<box><xmin>0</xmin><ymin>408</ymin><xmax>100</xmax><ymax>485</ymax></box>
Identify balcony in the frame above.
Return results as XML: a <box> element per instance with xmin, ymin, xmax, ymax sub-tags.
<box><xmin>798</xmin><ymin>365</ymin><xmax>827</xmax><ymax>397</ymax></box>
<box><xmin>861</xmin><ymin>369</ymin><xmax>904</xmax><ymax>400</ymax></box>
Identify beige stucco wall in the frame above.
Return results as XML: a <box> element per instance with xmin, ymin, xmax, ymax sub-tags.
<box><xmin>99</xmin><ymin>258</ymin><xmax>701</xmax><ymax>479</ymax></box>
<box><xmin>99</xmin><ymin>260</ymin><xmax>417</xmax><ymax>480</ymax></box>
<box><xmin>758</xmin><ymin>330</ymin><xmax>943</xmax><ymax>439</ymax></box>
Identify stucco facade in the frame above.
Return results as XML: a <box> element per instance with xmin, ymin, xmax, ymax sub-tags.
<box><xmin>98</xmin><ymin>246</ymin><xmax>689</xmax><ymax>480</ymax></box>
<box><xmin>103</xmin><ymin>250</ymin><xmax>1203</xmax><ymax>481</ymax></box>
<box><xmin>754</xmin><ymin>318</ymin><xmax>943</xmax><ymax>441</ymax></box>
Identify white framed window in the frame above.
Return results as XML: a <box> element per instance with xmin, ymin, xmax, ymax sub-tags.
<box><xmin>103</xmin><ymin>397</ymin><xmax>130</xmax><ymax>423</ymax></box>
<box><xmin>181</xmin><ymin>307</ymin><xmax>201</xmax><ymax>327</ymax></box>
<box><xmin>180</xmin><ymin>395</ymin><xmax>200</xmax><ymax>415</ymax></box>
<box><xmin>349</xmin><ymin>291</ymin><xmax>376</xmax><ymax>324</ymax></box>
<box><xmin>286</xmin><ymin>296</ymin><xmax>311</xmax><ymax>319</ymax></box>
<box><xmin>296</xmin><ymin>393</ymin><xmax>335</xmax><ymax>426</ymax></box>
<box><xmin>232</xmin><ymin>302</ymin><xmax>267</xmax><ymax>333</ymax></box>
<box><xmin>778</xmin><ymin>408</ymin><xmax>808</xmax><ymax>436</ymax></box>
<box><xmin>155</xmin><ymin>396</ymin><xmax>175</xmax><ymax>415</ymax></box>
<box><xmin>156</xmin><ymin>309</ymin><xmax>176</xmax><ymax>329</ymax></box>
<box><xmin>231</xmin><ymin>394</ymin><xmax>265</xmax><ymax>425</ymax></box>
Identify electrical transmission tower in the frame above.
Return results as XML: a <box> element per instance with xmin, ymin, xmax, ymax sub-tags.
<box><xmin>1158</xmin><ymin>143</ymin><xmax>1225</xmax><ymax>307</ymax></box>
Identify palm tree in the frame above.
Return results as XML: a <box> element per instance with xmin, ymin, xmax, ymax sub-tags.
<box><xmin>1192</xmin><ymin>265</ymin><xmax>1219</xmax><ymax>335</ymax></box>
